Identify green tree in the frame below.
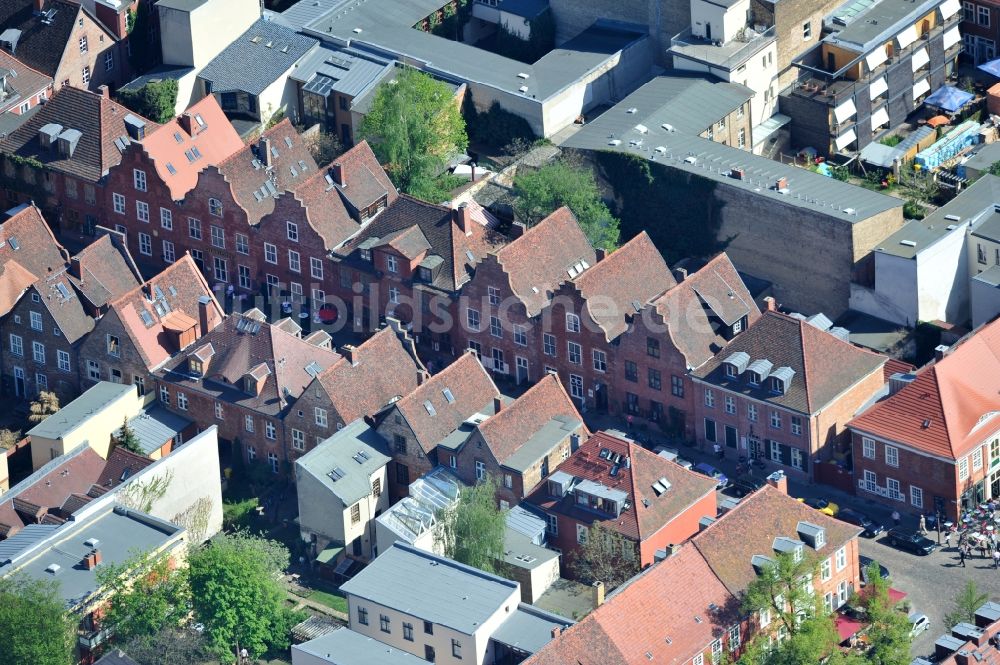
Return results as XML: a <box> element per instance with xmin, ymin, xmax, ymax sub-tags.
<box><xmin>569</xmin><ymin>522</ymin><xmax>640</xmax><ymax>590</ymax></box>
<box><xmin>112</xmin><ymin>416</ymin><xmax>144</xmax><ymax>455</ymax></box>
<box><xmin>187</xmin><ymin>533</ymin><xmax>301</xmax><ymax>663</ymax></box>
<box><xmin>988</xmin><ymin>160</ymin><xmax>1000</xmax><ymax>177</ymax></box>
<box><xmin>95</xmin><ymin>550</ymin><xmax>191</xmax><ymax>642</ymax></box>
<box><xmin>116</xmin><ymin>79</ymin><xmax>179</xmax><ymax>124</ymax></box>
<box><xmin>858</xmin><ymin>562</ymin><xmax>911</xmax><ymax>665</ymax></box>
<box><xmin>512</xmin><ymin>160</ymin><xmax>620</xmax><ymax>250</ymax></box>
<box><xmin>0</xmin><ymin>428</ymin><xmax>21</xmax><ymax>449</ymax></box>
<box><xmin>123</xmin><ymin>628</ymin><xmax>209</xmax><ymax>665</ymax></box>
<box><xmin>360</xmin><ymin>68</ymin><xmax>468</xmax><ymax>201</ymax></box>
<box><xmin>944</xmin><ymin>580</ymin><xmax>989</xmax><ymax>630</ymax></box>
<box><xmin>436</xmin><ymin>475</ymin><xmax>507</xmax><ymax>575</ymax></box>
<box><xmin>28</xmin><ymin>390</ymin><xmax>60</xmax><ymax>423</ymax></box>
<box><xmin>0</xmin><ymin>576</ymin><xmax>75</xmax><ymax>665</ymax></box>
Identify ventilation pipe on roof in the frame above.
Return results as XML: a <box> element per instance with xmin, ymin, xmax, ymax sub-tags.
<box><xmin>934</xmin><ymin>344</ymin><xmax>949</xmax><ymax>361</ymax></box>
<box><xmin>493</xmin><ymin>396</ymin><xmax>503</xmax><ymax>413</ymax></box>
<box><xmin>673</xmin><ymin>267</ymin><xmax>687</xmax><ymax>283</ymax></box>
<box><xmin>592</xmin><ymin>581</ymin><xmax>605</xmax><ymax>608</ymax></box>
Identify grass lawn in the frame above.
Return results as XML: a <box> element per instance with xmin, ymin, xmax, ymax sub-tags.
<box><xmin>307</xmin><ymin>589</ymin><xmax>348</xmax><ymax>614</ymax></box>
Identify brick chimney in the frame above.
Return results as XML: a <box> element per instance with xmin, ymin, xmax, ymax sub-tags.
<box><xmin>493</xmin><ymin>396</ymin><xmax>503</xmax><ymax>413</ymax></box>
<box><xmin>93</xmin><ymin>548</ymin><xmax>102</xmax><ymax>566</ymax></box>
<box><xmin>595</xmin><ymin>248</ymin><xmax>607</xmax><ymax>262</ymax></box>
<box><xmin>763</xmin><ymin>296</ymin><xmax>777</xmax><ymax>312</ymax></box>
<box><xmin>178</xmin><ymin>113</ymin><xmax>194</xmax><ymax>135</ymax></box>
<box><xmin>69</xmin><ymin>255</ymin><xmax>83</xmax><ymax>279</ymax></box>
<box><xmin>330</xmin><ymin>163</ymin><xmax>345</xmax><ymax>187</ymax></box>
<box><xmin>766</xmin><ymin>470</ymin><xmax>787</xmax><ymax>495</ymax></box>
<box><xmin>97</xmin><ymin>84</ymin><xmax>110</xmax><ymax>99</ymax></box>
<box><xmin>592</xmin><ymin>580</ymin><xmax>605</xmax><ymax>608</ymax></box>
<box><xmin>509</xmin><ymin>222</ymin><xmax>526</xmax><ymax>239</ymax></box>
<box><xmin>672</xmin><ymin>267</ymin><xmax>687</xmax><ymax>283</ymax></box>
<box><xmin>34</xmin><ymin>0</ymin><xmax>44</xmax><ymax>12</ymax></box>
<box><xmin>261</xmin><ymin>137</ymin><xmax>273</xmax><ymax>168</ymax></box>
<box><xmin>454</xmin><ymin>203</ymin><xmax>473</xmax><ymax>236</ymax></box>
<box><xmin>198</xmin><ymin>295</ymin><xmax>218</xmax><ymax>336</ymax></box>
<box><xmin>550</xmin><ymin>626</ymin><xmax>562</xmax><ymax>638</ymax></box>
<box><xmin>342</xmin><ymin>344</ymin><xmax>359</xmax><ymax>367</ymax></box>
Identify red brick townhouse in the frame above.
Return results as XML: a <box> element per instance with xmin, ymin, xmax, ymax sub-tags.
<box><xmin>374</xmin><ymin>350</ymin><xmax>501</xmax><ymax>499</ymax></box>
<box><xmin>0</xmin><ymin>0</ymin><xmax>125</xmax><ymax>95</ymax></box>
<box><xmin>960</xmin><ymin>0</ymin><xmax>1000</xmax><ymax>64</ymax></box>
<box><xmin>0</xmin><ymin>49</ymin><xmax>53</xmax><ymax>116</ymax></box>
<box><xmin>691</xmin><ymin>309</ymin><xmax>887</xmax><ymax>480</ymax></box>
<box><xmin>528</xmin><ymin>480</ymin><xmax>863</xmax><ymax>665</ymax></box>
<box><xmin>849</xmin><ymin>317</ymin><xmax>1000</xmax><ymax>521</ymax></box>
<box><xmin>77</xmin><ymin>254</ymin><xmax>224</xmax><ymax>396</ymax></box>
<box><xmin>0</xmin><ymin>204</ymin><xmax>68</xmax><ymax>319</ymax></box>
<box><xmin>526</xmin><ymin>429</ymin><xmax>718</xmax><ymax>572</ymax></box>
<box><xmin>2</xmin><ymin>231</ymin><xmax>140</xmax><ymax>400</ymax></box>
<box><xmin>0</xmin><ymin>85</ymin><xmax>157</xmax><ymax>235</ymax></box>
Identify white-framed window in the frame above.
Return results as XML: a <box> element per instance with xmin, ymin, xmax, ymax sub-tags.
<box><xmin>973</xmin><ymin>447</ymin><xmax>984</xmax><ymax>471</ymax></box>
<box><xmin>964</xmin><ymin>1</ymin><xmax>975</xmax><ymax>22</ymax></box>
<box><xmin>747</xmin><ymin>403</ymin><xmax>758</xmax><ymax>422</ymax></box>
<box><xmin>210</xmin><ymin>225</ymin><xmax>225</xmax><ymax>249</ymax></box>
<box><xmin>758</xmin><ymin>609</ymin><xmax>770</xmax><ymax>628</ymax></box>
<box><xmin>162</xmin><ymin>240</ymin><xmax>175</xmax><ymax>263</ymax></box>
<box><xmin>159</xmin><ymin>207</ymin><xmax>173</xmax><ymax>229</ymax></box>
<box><xmin>213</xmin><ymin>256</ymin><xmax>227</xmax><ymax>282</ymax></box>
<box><xmin>36</xmin><ymin>372</ymin><xmax>47</xmax><ymax>392</ymax></box>
<box><xmin>791</xmin><ymin>416</ymin><xmax>802</xmax><ymax>435</ymax></box>
<box><xmin>820</xmin><ymin>558</ymin><xmax>832</xmax><ymax>581</ymax></box>
<box><xmin>576</xmin><ymin>523</ymin><xmax>588</xmax><ymax>544</ymax></box>
<box><xmin>288</xmin><ymin>250</ymin><xmax>301</xmax><ymax>273</ymax></box>
<box><xmin>315</xmin><ymin>407</ymin><xmax>328</xmax><ymax>427</ymax></box>
<box><xmin>268</xmin><ymin>452</ymin><xmax>279</xmax><ymax>473</ymax></box>
<box><xmin>31</xmin><ymin>340</ymin><xmax>45</xmax><ymax>364</ymax></box>
<box><xmin>738</xmin><ymin>128</ymin><xmax>746</xmax><ymax>149</ymax></box>
<box><xmin>79</xmin><ymin>35</ymin><xmax>88</xmax><ymax>52</ymax></box>
<box><xmin>238</xmin><ymin>265</ymin><xmax>251</xmax><ymax>289</ymax></box>
<box><xmin>138</xmin><ymin>232</ymin><xmax>151</xmax><ymax>256</ymax></box>
<box><xmin>113</xmin><ymin>192</ymin><xmax>125</xmax><ymax>214</ymax></box>
<box><xmin>292</xmin><ymin>429</ymin><xmax>305</xmax><ymax>450</ymax></box>
<box><xmin>791</xmin><ymin>447</ymin><xmax>803</xmax><ymax>470</ymax></box>
<box><xmin>488</xmin><ymin>286</ymin><xmax>500</xmax><ymax>305</ymax></box>
<box><xmin>310</xmin><ymin>257</ymin><xmax>323</xmax><ymax>280</ymax></box>
<box><xmin>490</xmin><ymin>316</ymin><xmax>502</xmax><ymax>338</ymax></box>
<box><xmin>386</xmin><ymin>254</ymin><xmax>398</xmax><ymax>273</ymax></box>
<box><xmin>262</xmin><ymin>420</ymin><xmax>275</xmax><ymax>440</ymax></box>
<box><xmin>513</xmin><ymin>325</ymin><xmax>527</xmax><ymax>346</ymax></box>
<box><xmin>466</xmin><ymin>308</ymin><xmax>480</xmax><ymax>331</ymax></box>
<box><xmin>159</xmin><ymin>385</ymin><xmax>169</xmax><ymax>404</ymax></box>
<box><xmin>980</xmin><ymin>5</ymin><xmax>991</xmax><ymax>26</ymax></box>
<box><xmin>770</xmin><ymin>410</ymin><xmax>781</xmax><ymax>429</ymax></box>
<box><xmin>910</xmin><ymin>484</ymin><xmax>923</xmax><ymax>509</ymax></box>
<box><xmin>885</xmin><ymin>445</ymin><xmax>899</xmax><ymax>467</ymax></box>
<box><xmin>835</xmin><ymin>546</ymin><xmax>846</xmax><ymax>571</ymax></box>
<box><xmin>704</xmin><ymin>388</ymin><xmax>715</xmax><ymax>407</ymax></box>
<box><xmin>244</xmin><ymin>415</ymin><xmax>254</xmax><ymax>432</ymax></box>
<box><xmin>104</xmin><ymin>50</ymin><xmax>113</xmax><ymax>71</ymax></box>
<box><xmin>176</xmin><ymin>392</ymin><xmax>188</xmax><ymax>410</ymax></box>
<box><xmin>959</xmin><ymin>456</ymin><xmax>969</xmax><ymax>480</ymax></box>
<box><xmin>388</xmin><ymin>286</ymin><xmax>399</xmax><ymax>304</ymax></box>
<box><xmin>862</xmin><ymin>437</ymin><xmax>875</xmax><ymax>459</ymax></box>
<box><xmin>770</xmin><ymin>439</ymin><xmax>781</xmax><ymax>462</ymax></box>
<box><xmin>56</xmin><ymin>350</ymin><xmax>70</xmax><ymax>372</ymax></box>
<box><xmin>209</xmin><ymin>198</ymin><xmax>223</xmax><ymax>217</ymax></box>
<box><xmin>694</xmin><ymin>655</ymin><xmax>705</xmax><ymax>665</ymax></box>
<box><xmin>566</xmin><ymin>312</ymin><xmax>581</xmax><ymax>333</ymax></box>
<box><xmin>725</xmin><ymin>395</ymin><xmax>736</xmax><ymax>414</ymax></box>
<box><xmin>264</xmin><ymin>243</ymin><xmax>277</xmax><ymax>264</ymax></box>
<box><xmin>728</xmin><ymin>625</ymin><xmax>740</xmax><ymax>652</ymax></box>
<box><xmin>569</xmin><ymin>374</ymin><xmax>583</xmax><ymax>399</ymax></box>
<box><xmin>286</xmin><ymin>221</ymin><xmax>299</xmax><ymax>241</ymax></box>
<box><xmin>862</xmin><ymin>469</ymin><xmax>877</xmax><ymax>493</ymax></box>
<box><xmin>235</xmin><ymin>233</ymin><xmax>249</xmax><ymax>255</ymax></box>
<box><xmin>133</xmin><ymin>169</ymin><xmax>147</xmax><ymax>191</ymax></box>
<box><xmin>803</xmin><ymin>21</ymin><xmax>811</xmax><ymax>39</ymax></box>
<box><xmin>567</xmin><ymin>341</ymin><xmax>582</xmax><ymax>364</ymax></box>
<box><xmin>247</xmin><ymin>445</ymin><xmax>256</xmax><ymax>462</ymax></box>
<box><xmin>81</xmin><ymin>65</ymin><xmax>91</xmax><ymax>84</ymax></box>
<box><xmin>30</xmin><ymin>311</ymin><xmax>42</xmax><ymax>331</ymax></box>
<box><xmin>188</xmin><ymin>217</ymin><xmax>202</xmax><ymax>240</ymax></box>
<box><xmin>711</xmin><ymin>639</ymin><xmax>723</xmax><ymax>664</ymax></box>
<box><xmin>475</xmin><ymin>460</ymin><xmax>486</xmax><ymax>481</ymax></box>
<box><xmin>543</xmin><ymin>333</ymin><xmax>556</xmax><ymax>356</ymax></box>
<box><xmin>593</xmin><ymin>349</ymin><xmax>607</xmax><ymax>372</ymax></box>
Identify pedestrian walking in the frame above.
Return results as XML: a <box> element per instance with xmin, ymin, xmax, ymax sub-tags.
<box><xmin>892</xmin><ymin>510</ymin><xmax>901</xmax><ymax>527</ymax></box>
<box><xmin>944</xmin><ymin>530</ymin><xmax>952</xmax><ymax>548</ymax></box>
<box><xmin>994</xmin><ymin>550</ymin><xmax>1000</xmax><ymax>569</ymax></box>
<box><xmin>919</xmin><ymin>514</ymin><xmax>927</xmax><ymax>534</ymax></box>
<box><xmin>959</xmin><ymin>546</ymin><xmax>967</xmax><ymax>567</ymax></box>
<box><xmin>713</xmin><ymin>443</ymin><xmax>723</xmax><ymax>459</ymax></box>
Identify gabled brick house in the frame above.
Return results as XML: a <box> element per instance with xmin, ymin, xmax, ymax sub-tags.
<box><xmin>77</xmin><ymin>254</ymin><xmax>224</xmax><ymax>396</ymax></box>
<box><xmin>526</xmin><ymin>429</ymin><xmax>717</xmax><ymax>571</ymax></box>
<box><xmin>375</xmin><ymin>350</ymin><xmax>500</xmax><ymax>499</ymax></box>
<box><xmin>849</xmin><ymin>317</ymin><xmax>1000</xmax><ymax>521</ymax></box>
<box><xmin>0</xmin><ymin>203</ymin><xmax>68</xmax><ymax>317</ymax></box>
<box><xmin>0</xmin><ymin>49</ymin><xmax>52</xmax><ymax>115</ymax></box>
<box><xmin>692</xmin><ymin>309</ymin><xmax>887</xmax><ymax>480</ymax></box>
<box><xmin>0</xmin><ymin>86</ymin><xmax>157</xmax><ymax>235</ymax></box>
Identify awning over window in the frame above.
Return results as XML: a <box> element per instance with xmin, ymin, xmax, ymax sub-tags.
<box><xmin>834</xmin><ymin>98</ymin><xmax>857</xmax><ymax>124</ymax></box>
<box><xmin>913</xmin><ymin>77</ymin><xmax>931</xmax><ymax>101</ymax></box>
<box><xmin>896</xmin><ymin>25</ymin><xmax>918</xmax><ymax>50</ymax></box>
<box><xmin>870</xmin><ymin>76</ymin><xmax>888</xmax><ymax>100</ymax></box>
<box><xmin>943</xmin><ymin>25</ymin><xmax>961</xmax><ymax>50</ymax></box>
<box><xmin>835</xmin><ymin>128</ymin><xmax>857</xmax><ymax>151</ymax></box>
<box><xmin>871</xmin><ymin>106</ymin><xmax>890</xmax><ymax>130</ymax></box>
<box><xmin>911</xmin><ymin>47</ymin><xmax>929</xmax><ymax>72</ymax></box>
<box><xmin>940</xmin><ymin>0</ymin><xmax>961</xmax><ymax>20</ymax></box>
<box><xmin>865</xmin><ymin>46</ymin><xmax>888</xmax><ymax>72</ymax></box>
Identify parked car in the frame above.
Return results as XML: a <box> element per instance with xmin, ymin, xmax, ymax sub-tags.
<box><xmin>654</xmin><ymin>446</ymin><xmax>693</xmax><ymax>469</ymax></box>
<box><xmin>885</xmin><ymin>528</ymin><xmax>936</xmax><ymax>555</ymax></box>
<box><xmin>726</xmin><ymin>475</ymin><xmax>767</xmax><ymax>498</ymax></box>
<box><xmin>798</xmin><ymin>497</ymin><xmax>840</xmax><ymax>516</ymax></box>
<box><xmin>837</xmin><ymin>508</ymin><xmax>884</xmax><ymax>538</ymax></box>
<box><xmin>859</xmin><ymin>555</ymin><xmax>890</xmax><ymax>586</ymax></box>
<box><xmin>693</xmin><ymin>462</ymin><xmax>728</xmax><ymax>488</ymax></box>
<box><xmin>908</xmin><ymin>613</ymin><xmax>930</xmax><ymax>637</ymax></box>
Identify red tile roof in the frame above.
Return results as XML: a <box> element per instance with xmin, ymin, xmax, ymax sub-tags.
<box><xmin>0</xmin><ymin>259</ymin><xmax>37</xmax><ymax>317</ymax></box>
<box><xmin>651</xmin><ymin>252</ymin><xmax>760</xmax><ymax>369</ymax></box>
<box><xmin>572</xmin><ymin>231</ymin><xmax>675</xmax><ymax>340</ymax></box>
<box><xmin>527</xmin><ymin>544</ymin><xmax>739</xmax><ymax>665</ymax></box>
<box><xmin>849</xmin><ymin>317</ymin><xmax>1000</xmax><ymax>459</ymax></box>
<box><xmin>494</xmin><ymin>207</ymin><xmax>595</xmax><ymax>316</ymax></box>
<box><xmin>0</xmin><ymin>50</ymin><xmax>52</xmax><ymax>114</ymax></box>
<box><xmin>0</xmin><ymin>204</ymin><xmax>68</xmax><ymax>316</ymax></box>
<box><xmin>96</xmin><ymin>447</ymin><xmax>154</xmax><ymax>487</ymax></box>
<box><xmin>328</xmin><ymin>140</ymin><xmax>397</xmax><ymax>213</ymax></box>
<box><xmin>528</xmin><ymin>430</ymin><xmax>716</xmax><ymax>541</ymax></box>
<box><xmin>68</xmin><ymin>234</ymin><xmax>142</xmax><ymax>309</ymax></box>
<box><xmin>882</xmin><ymin>358</ymin><xmax>915</xmax><ymax>383</ymax></box>
<box><xmin>285</xmin><ymin>166</ymin><xmax>359</xmax><ymax>250</ymax></box>
<box><xmin>394</xmin><ymin>351</ymin><xmax>500</xmax><ymax>453</ymax></box>
<box><xmin>140</xmin><ymin>95</ymin><xmax>244</xmax><ymax>200</ymax></box>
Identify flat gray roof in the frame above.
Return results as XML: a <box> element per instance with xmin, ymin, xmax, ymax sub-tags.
<box><xmin>490</xmin><ymin>604</ymin><xmax>573</xmax><ymax>653</ymax></box>
<box><xmin>960</xmin><ymin>141</ymin><xmax>1000</xmax><ymax>174</ymax></box>
<box><xmin>2</xmin><ymin>505</ymin><xmax>183</xmax><ymax>610</ymax></box>
<box><xmin>296</xmin><ymin>419</ymin><xmax>390</xmax><ymax>505</ymax></box>
<box><xmin>297</xmin><ymin>0</ymin><xmax>644</xmax><ymax>102</ymax></box>
<box><xmin>27</xmin><ymin>382</ymin><xmax>135</xmax><ymax>441</ymax></box>
<box><xmin>503</xmin><ymin>415</ymin><xmax>581</xmax><ymax>473</ymax></box>
<box><xmin>340</xmin><ymin>542</ymin><xmax>519</xmax><ymax>634</ymax></box>
<box><xmin>824</xmin><ymin>0</ymin><xmax>944</xmax><ymax>53</ymax></box>
<box><xmin>155</xmin><ymin>0</ymin><xmax>209</xmax><ymax>10</ymax></box>
<box><xmin>503</xmin><ymin>530</ymin><xmax>559</xmax><ymax>572</ymax></box>
<box><xmin>293</xmin><ymin>628</ymin><xmax>429</xmax><ymax>665</ymax></box>
<box><xmin>973</xmin><ymin>264</ymin><xmax>1000</xmax><ymax>287</ymax></box>
<box><xmin>561</xmin><ymin>105</ymin><xmax>901</xmax><ymax>223</ymax></box>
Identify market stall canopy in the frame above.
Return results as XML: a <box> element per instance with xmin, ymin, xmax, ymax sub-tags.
<box><xmin>924</xmin><ymin>85</ymin><xmax>974</xmax><ymax>113</ymax></box>
<box><xmin>836</xmin><ymin>614</ymin><xmax>866</xmax><ymax>642</ymax></box>
<box><xmin>927</xmin><ymin>115</ymin><xmax>951</xmax><ymax>128</ymax></box>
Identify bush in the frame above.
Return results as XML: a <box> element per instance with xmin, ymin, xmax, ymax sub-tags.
<box><xmin>222</xmin><ymin>497</ymin><xmax>259</xmax><ymax>531</ymax></box>
<box><xmin>903</xmin><ymin>199</ymin><xmax>926</xmax><ymax>219</ymax></box>
<box><xmin>116</xmin><ymin>79</ymin><xmax>178</xmax><ymax>124</ymax></box>
<box><xmin>879</xmin><ymin>135</ymin><xmax>902</xmax><ymax>147</ymax></box>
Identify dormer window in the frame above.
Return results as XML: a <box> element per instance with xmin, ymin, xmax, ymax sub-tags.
<box><xmin>244</xmin><ymin>377</ymin><xmax>255</xmax><ymax>394</ymax></box>
<box><xmin>770</xmin><ymin>377</ymin><xmax>783</xmax><ymax>393</ymax></box>
<box><xmin>386</xmin><ymin>255</ymin><xmax>398</xmax><ymax>273</ymax></box>
<box><xmin>418</xmin><ymin>267</ymin><xmax>431</xmax><ymax>282</ymax></box>
<box><xmin>793</xmin><ymin>545</ymin><xmax>803</xmax><ymax>562</ymax></box>
<box><xmin>747</xmin><ymin>371</ymin><xmax>760</xmax><ymax>386</ymax></box>
<box><xmin>725</xmin><ymin>364</ymin><xmax>737</xmax><ymax>378</ymax></box>
<box><xmin>189</xmin><ymin>359</ymin><xmax>202</xmax><ymax>375</ymax></box>
<box><xmin>769</xmin><ymin>367</ymin><xmax>794</xmax><ymax>395</ymax></box>
<box><xmin>360</xmin><ymin>248</ymin><xmax>371</xmax><ymax>262</ymax></box>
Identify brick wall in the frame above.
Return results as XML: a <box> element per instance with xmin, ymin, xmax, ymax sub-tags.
<box><xmin>637</xmin><ymin>490</ymin><xmax>716</xmax><ymax>566</ymax></box>
<box><xmin>1</xmin><ymin>290</ymin><xmax>81</xmax><ymax>399</ymax></box>
<box><xmin>375</xmin><ymin>410</ymin><xmax>436</xmax><ymax>499</ymax></box>
<box><xmin>54</xmin><ymin>10</ymin><xmax>126</xmax><ymax>92</ymax></box>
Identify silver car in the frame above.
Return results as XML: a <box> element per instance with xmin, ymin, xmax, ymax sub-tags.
<box><xmin>908</xmin><ymin>613</ymin><xmax>930</xmax><ymax>638</ymax></box>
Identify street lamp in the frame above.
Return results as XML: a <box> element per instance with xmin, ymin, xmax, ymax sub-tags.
<box><xmin>936</xmin><ymin>510</ymin><xmax>942</xmax><ymax>545</ymax></box>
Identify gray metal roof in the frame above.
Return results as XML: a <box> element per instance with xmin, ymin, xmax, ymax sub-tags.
<box><xmin>27</xmin><ymin>382</ymin><xmax>135</xmax><ymax>441</ymax></box>
<box><xmin>154</xmin><ymin>0</ymin><xmax>210</xmax><ymax>11</ymax></box>
<box><xmin>293</xmin><ymin>628</ymin><xmax>430</xmax><ymax>665</ymax></box>
<box><xmin>973</xmin><ymin>264</ymin><xmax>1000</xmax><ymax>287</ymax></box>
<box><xmin>502</xmin><ymin>415</ymin><xmax>581</xmax><ymax>472</ymax></box>
<box><xmin>298</xmin><ymin>0</ymin><xmax>643</xmax><ymax>102</ymax></box>
<box><xmin>295</xmin><ymin>419</ymin><xmax>390</xmax><ymax>505</ymax></box>
<box><xmin>199</xmin><ymin>17</ymin><xmax>318</xmax><ymax>96</ymax></box>
<box><xmin>490</xmin><ymin>604</ymin><xmax>573</xmax><ymax>653</ymax></box>
<box><xmin>290</xmin><ymin>46</ymin><xmax>392</xmax><ymax>98</ymax></box>
<box><xmin>574</xmin><ymin>479</ymin><xmax>629</xmax><ymax>504</ymax></box>
<box><xmin>824</xmin><ymin>0</ymin><xmax>943</xmax><ymax>53</ymax></box>
<box><xmin>494</xmin><ymin>0</ymin><xmax>549</xmax><ymax>19</ymax></box>
<box><xmin>119</xmin><ymin>65</ymin><xmax>194</xmax><ymax>93</ymax></box>
<box><xmin>339</xmin><ymin>542</ymin><xmax>519</xmax><ymax>634</ymax></box>
<box><xmin>960</xmin><ymin>141</ymin><xmax>1000</xmax><ymax>175</ymax></box>
<box><xmin>1</xmin><ymin>506</ymin><xmax>183</xmax><ymax>610</ymax></box>
<box><xmin>118</xmin><ymin>405</ymin><xmax>191</xmax><ymax>455</ymax></box>
<box><xmin>561</xmin><ymin>101</ymin><xmax>901</xmax><ymax>223</ymax></box>
<box><xmin>0</xmin><ymin>524</ymin><xmax>59</xmax><ymax>564</ymax></box>
<box><xmin>506</xmin><ymin>505</ymin><xmax>547</xmax><ymax>544</ymax></box>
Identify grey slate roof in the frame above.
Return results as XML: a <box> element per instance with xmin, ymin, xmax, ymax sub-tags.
<box><xmin>491</xmin><ymin>604</ymin><xmax>573</xmax><ymax>653</ymax></box>
<box><xmin>295</xmin><ymin>419</ymin><xmax>390</xmax><ymax>505</ymax></box>
<box><xmin>339</xmin><ymin>542</ymin><xmax>519</xmax><ymax>634</ymax></box>
<box><xmin>199</xmin><ymin>17</ymin><xmax>318</xmax><ymax>96</ymax></box>
<box><xmin>117</xmin><ymin>405</ymin><xmax>192</xmax><ymax>455</ymax></box>
<box><xmin>93</xmin><ymin>651</ymin><xmax>140</xmax><ymax>665</ymax></box>
<box><xmin>562</xmin><ymin>98</ymin><xmax>902</xmax><ymax>224</ymax></box>
<box><xmin>289</xmin><ymin>46</ymin><xmax>392</xmax><ymax>98</ymax></box>
<box><xmin>154</xmin><ymin>0</ymin><xmax>210</xmax><ymax>10</ymax></box>
<box><xmin>493</xmin><ymin>0</ymin><xmax>549</xmax><ymax>19</ymax></box>
<box><xmin>27</xmin><ymin>382</ymin><xmax>134</xmax><ymax>441</ymax></box>
<box><xmin>502</xmin><ymin>414</ymin><xmax>582</xmax><ymax>473</ymax></box>
<box><xmin>293</xmin><ymin>628</ymin><xmax>429</xmax><ymax>665</ymax></box>
<box><xmin>973</xmin><ymin>264</ymin><xmax>1000</xmax><ymax>287</ymax></box>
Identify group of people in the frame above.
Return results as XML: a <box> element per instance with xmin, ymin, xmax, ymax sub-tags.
<box><xmin>951</xmin><ymin>527</ymin><xmax>1000</xmax><ymax>568</ymax></box>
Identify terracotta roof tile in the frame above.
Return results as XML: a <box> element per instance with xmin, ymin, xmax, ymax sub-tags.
<box><xmin>284</xmin><ymin>165</ymin><xmax>359</xmax><ymax>249</ymax></box>
<box><xmin>651</xmin><ymin>253</ymin><xmax>760</xmax><ymax>369</ymax></box>
<box><xmin>68</xmin><ymin>234</ymin><xmax>142</xmax><ymax>309</ymax></box>
<box><xmin>96</xmin><ymin>447</ymin><xmax>154</xmax><ymax>487</ymax></box>
<box><xmin>394</xmin><ymin>351</ymin><xmax>500</xmax><ymax>453</ymax></box>
<box><xmin>0</xmin><ymin>204</ymin><xmax>67</xmax><ymax>310</ymax></box>
<box><xmin>32</xmin><ymin>270</ymin><xmax>94</xmax><ymax>343</ymax></box>
<box><xmin>694</xmin><ymin>311</ymin><xmax>886</xmax><ymax>414</ymax></box>
<box><xmin>494</xmin><ymin>207</ymin><xmax>595</xmax><ymax>316</ymax></box>
<box><xmin>0</xmin><ymin>259</ymin><xmax>37</xmax><ymax>317</ymax></box>
<box><xmin>328</xmin><ymin>140</ymin><xmax>397</xmax><ymax>213</ymax></box>
<box><xmin>0</xmin><ymin>50</ymin><xmax>52</xmax><ymax>114</ymax></box>
<box><xmin>882</xmin><ymin>358</ymin><xmax>916</xmax><ymax>383</ymax></box>
<box><xmin>849</xmin><ymin>317</ymin><xmax>1000</xmax><ymax>459</ymax></box>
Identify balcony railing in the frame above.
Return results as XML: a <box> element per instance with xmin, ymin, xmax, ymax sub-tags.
<box><xmin>669</xmin><ymin>25</ymin><xmax>777</xmax><ymax>71</ymax></box>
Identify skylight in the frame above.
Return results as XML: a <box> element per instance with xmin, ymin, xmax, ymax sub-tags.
<box><xmin>424</xmin><ymin>400</ymin><xmax>436</xmax><ymax>416</ymax></box>
<box><xmin>442</xmin><ymin>388</ymin><xmax>455</xmax><ymax>404</ymax></box>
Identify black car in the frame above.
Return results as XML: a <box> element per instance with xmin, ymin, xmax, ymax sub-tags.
<box><xmin>885</xmin><ymin>528</ymin><xmax>936</xmax><ymax>555</ymax></box>
<box><xmin>725</xmin><ymin>475</ymin><xmax>767</xmax><ymax>498</ymax></box>
<box><xmin>859</xmin><ymin>555</ymin><xmax>890</xmax><ymax>586</ymax></box>
<box><xmin>837</xmin><ymin>508</ymin><xmax>885</xmax><ymax>538</ymax></box>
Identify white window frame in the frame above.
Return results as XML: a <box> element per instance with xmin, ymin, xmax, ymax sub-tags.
<box><xmin>176</xmin><ymin>392</ymin><xmax>188</xmax><ymax>411</ymax></box>
<box><xmin>835</xmin><ymin>546</ymin><xmax>846</xmax><ymax>571</ymax></box>
<box><xmin>133</xmin><ymin>169</ymin><xmax>147</xmax><ymax>192</ymax></box>
<box><xmin>56</xmin><ymin>349</ymin><xmax>70</xmax><ymax>372</ymax></box>
<box><xmin>264</xmin><ymin>243</ymin><xmax>277</xmax><ymax>264</ymax></box>
<box><xmin>910</xmin><ymin>484</ymin><xmax>923</xmax><ymax>509</ymax></box>
<box><xmin>959</xmin><ymin>456</ymin><xmax>969</xmax><ymax>480</ymax></box>
<box><xmin>160</xmin><ymin>207</ymin><xmax>173</xmax><ymax>229</ymax></box>
<box><xmin>162</xmin><ymin>240</ymin><xmax>175</xmax><ymax>263</ymax></box>
<box><xmin>138</xmin><ymin>232</ymin><xmax>151</xmax><ymax>256</ymax></box>
<box><xmin>885</xmin><ymin>444</ymin><xmax>899</xmax><ymax>467</ymax></box>
<box><xmin>292</xmin><ymin>429</ymin><xmax>305</xmax><ymax>450</ymax></box>
<box><xmin>310</xmin><ymin>257</ymin><xmax>323</xmax><ymax>280</ymax></box>
<box><xmin>113</xmin><ymin>192</ymin><xmax>125</xmax><ymax>214</ymax></box>
<box><xmin>862</xmin><ymin>437</ymin><xmax>875</xmax><ymax>459</ymax></box>
<box><xmin>245</xmin><ymin>415</ymin><xmax>255</xmax><ymax>433</ymax></box>
<box><xmin>566</xmin><ymin>312</ymin><xmax>581</xmax><ymax>333</ymax></box>
<box><xmin>315</xmin><ymin>407</ymin><xmax>328</xmax><ymax>427</ymax></box>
